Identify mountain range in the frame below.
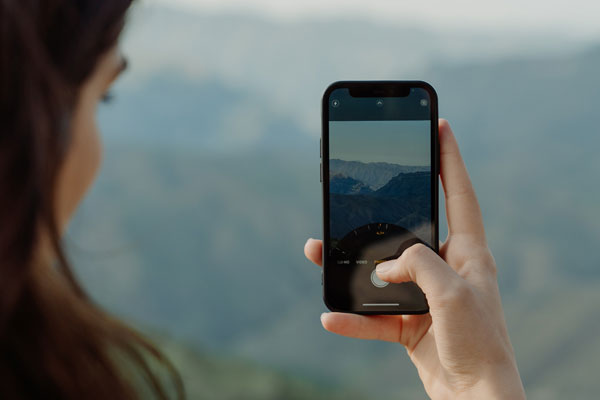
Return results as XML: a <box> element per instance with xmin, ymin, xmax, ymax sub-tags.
<box><xmin>330</xmin><ymin>159</ymin><xmax>429</xmax><ymax>190</ymax></box>
<box><xmin>330</xmin><ymin>166</ymin><xmax>431</xmax><ymax>240</ymax></box>
<box><xmin>66</xmin><ymin>7</ymin><xmax>600</xmax><ymax>399</ymax></box>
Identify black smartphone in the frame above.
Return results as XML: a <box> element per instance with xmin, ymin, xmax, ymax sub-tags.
<box><xmin>321</xmin><ymin>81</ymin><xmax>439</xmax><ymax>314</ymax></box>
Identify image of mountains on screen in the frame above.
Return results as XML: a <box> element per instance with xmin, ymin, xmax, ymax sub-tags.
<box><xmin>329</xmin><ymin>120</ymin><xmax>432</xmax><ymax>245</ymax></box>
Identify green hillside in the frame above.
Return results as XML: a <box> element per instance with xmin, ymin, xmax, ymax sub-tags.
<box><xmin>153</xmin><ymin>335</ymin><xmax>368</xmax><ymax>400</ymax></box>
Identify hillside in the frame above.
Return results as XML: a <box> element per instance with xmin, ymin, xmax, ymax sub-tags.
<box><xmin>151</xmin><ymin>335</ymin><xmax>369</xmax><ymax>400</ymax></box>
<box><xmin>329</xmin><ymin>169</ymin><xmax>431</xmax><ymax>240</ymax></box>
<box><xmin>66</xmin><ymin>8</ymin><xmax>600</xmax><ymax>399</ymax></box>
<box><xmin>375</xmin><ymin>171</ymin><xmax>430</xmax><ymax>199</ymax></box>
<box><xmin>330</xmin><ymin>174</ymin><xmax>373</xmax><ymax>195</ymax></box>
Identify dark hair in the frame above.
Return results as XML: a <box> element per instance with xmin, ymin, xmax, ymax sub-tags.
<box><xmin>0</xmin><ymin>1</ymin><xmax>183</xmax><ymax>398</ymax></box>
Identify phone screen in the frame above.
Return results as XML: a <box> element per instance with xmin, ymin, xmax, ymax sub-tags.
<box><xmin>322</xmin><ymin>82</ymin><xmax>438</xmax><ymax>314</ymax></box>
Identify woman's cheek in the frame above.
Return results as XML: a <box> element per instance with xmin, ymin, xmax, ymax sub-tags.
<box><xmin>55</xmin><ymin>97</ymin><xmax>103</xmax><ymax>232</ymax></box>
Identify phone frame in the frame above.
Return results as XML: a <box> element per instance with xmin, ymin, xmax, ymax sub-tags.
<box><xmin>321</xmin><ymin>80</ymin><xmax>439</xmax><ymax>315</ymax></box>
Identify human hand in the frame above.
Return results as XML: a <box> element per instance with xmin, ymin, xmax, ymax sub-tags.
<box><xmin>304</xmin><ymin>120</ymin><xmax>525</xmax><ymax>399</ymax></box>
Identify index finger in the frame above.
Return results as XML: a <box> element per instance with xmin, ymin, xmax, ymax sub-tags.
<box><xmin>438</xmin><ymin>119</ymin><xmax>486</xmax><ymax>241</ymax></box>
<box><xmin>304</xmin><ymin>238</ymin><xmax>323</xmax><ymax>267</ymax></box>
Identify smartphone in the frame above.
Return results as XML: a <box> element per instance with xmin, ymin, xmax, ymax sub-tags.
<box><xmin>321</xmin><ymin>81</ymin><xmax>439</xmax><ymax>314</ymax></box>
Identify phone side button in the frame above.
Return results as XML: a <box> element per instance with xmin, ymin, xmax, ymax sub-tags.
<box><xmin>321</xmin><ymin>271</ymin><xmax>323</xmax><ymax>286</ymax></box>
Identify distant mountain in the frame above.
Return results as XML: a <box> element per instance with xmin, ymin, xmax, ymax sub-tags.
<box><xmin>330</xmin><ymin>159</ymin><xmax>428</xmax><ymax>190</ymax></box>
<box><xmin>329</xmin><ymin>170</ymin><xmax>431</xmax><ymax>240</ymax></box>
<box><xmin>375</xmin><ymin>171</ymin><xmax>431</xmax><ymax>200</ymax></box>
<box><xmin>98</xmin><ymin>75</ymin><xmax>311</xmax><ymax>153</ymax></box>
<box><xmin>123</xmin><ymin>5</ymin><xmax>586</xmax><ymax>132</ymax></box>
<box><xmin>330</xmin><ymin>174</ymin><xmax>373</xmax><ymax>195</ymax></box>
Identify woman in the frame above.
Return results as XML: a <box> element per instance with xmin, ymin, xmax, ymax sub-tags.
<box><xmin>305</xmin><ymin>120</ymin><xmax>526</xmax><ymax>399</ymax></box>
<box><xmin>0</xmin><ymin>1</ymin><xmax>182</xmax><ymax>398</ymax></box>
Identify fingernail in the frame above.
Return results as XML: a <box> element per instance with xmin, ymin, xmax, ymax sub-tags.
<box><xmin>376</xmin><ymin>261</ymin><xmax>393</xmax><ymax>273</ymax></box>
<box><xmin>320</xmin><ymin>312</ymin><xmax>328</xmax><ymax>322</ymax></box>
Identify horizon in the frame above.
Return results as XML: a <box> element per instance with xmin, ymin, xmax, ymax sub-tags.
<box><xmin>331</xmin><ymin>158</ymin><xmax>427</xmax><ymax>168</ymax></box>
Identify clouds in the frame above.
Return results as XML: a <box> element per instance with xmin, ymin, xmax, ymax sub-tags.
<box><xmin>150</xmin><ymin>0</ymin><xmax>600</xmax><ymax>36</ymax></box>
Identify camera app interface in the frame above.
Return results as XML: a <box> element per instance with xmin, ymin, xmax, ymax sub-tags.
<box><xmin>327</xmin><ymin>88</ymin><xmax>433</xmax><ymax>310</ymax></box>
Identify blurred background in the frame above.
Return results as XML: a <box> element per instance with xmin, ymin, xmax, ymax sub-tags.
<box><xmin>67</xmin><ymin>0</ymin><xmax>600</xmax><ymax>398</ymax></box>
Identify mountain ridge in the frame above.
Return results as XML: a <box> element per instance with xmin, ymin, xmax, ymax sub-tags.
<box><xmin>330</xmin><ymin>159</ymin><xmax>428</xmax><ymax>190</ymax></box>
<box><xmin>329</xmin><ymin>174</ymin><xmax>373</xmax><ymax>195</ymax></box>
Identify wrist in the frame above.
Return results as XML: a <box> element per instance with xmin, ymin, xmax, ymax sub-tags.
<box><xmin>455</xmin><ymin>363</ymin><xmax>526</xmax><ymax>400</ymax></box>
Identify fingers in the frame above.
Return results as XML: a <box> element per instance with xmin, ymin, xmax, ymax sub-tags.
<box><xmin>321</xmin><ymin>312</ymin><xmax>432</xmax><ymax>350</ymax></box>
<box><xmin>438</xmin><ymin>119</ymin><xmax>486</xmax><ymax>241</ymax></box>
<box><xmin>376</xmin><ymin>243</ymin><xmax>462</xmax><ymax>304</ymax></box>
<box><xmin>304</xmin><ymin>238</ymin><xmax>322</xmax><ymax>267</ymax></box>
<box><xmin>321</xmin><ymin>312</ymin><xmax>403</xmax><ymax>343</ymax></box>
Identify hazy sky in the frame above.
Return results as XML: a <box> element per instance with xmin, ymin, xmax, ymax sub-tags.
<box><xmin>151</xmin><ymin>0</ymin><xmax>600</xmax><ymax>37</ymax></box>
<box><xmin>329</xmin><ymin>121</ymin><xmax>430</xmax><ymax>166</ymax></box>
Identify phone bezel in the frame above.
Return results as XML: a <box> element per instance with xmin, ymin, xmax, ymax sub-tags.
<box><xmin>321</xmin><ymin>80</ymin><xmax>440</xmax><ymax>315</ymax></box>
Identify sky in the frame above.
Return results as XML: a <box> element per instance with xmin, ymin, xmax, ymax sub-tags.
<box><xmin>150</xmin><ymin>0</ymin><xmax>600</xmax><ymax>37</ymax></box>
<box><xmin>329</xmin><ymin>121</ymin><xmax>430</xmax><ymax>166</ymax></box>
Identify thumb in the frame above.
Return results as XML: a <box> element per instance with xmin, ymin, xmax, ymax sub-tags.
<box><xmin>376</xmin><ymin>244</ymin><xmax>461</xmax><ymax>302</ymax></box>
